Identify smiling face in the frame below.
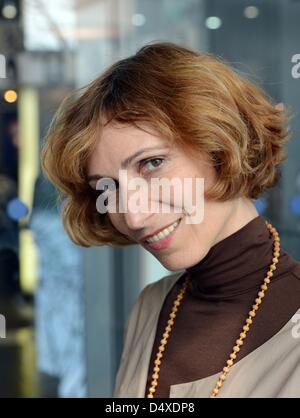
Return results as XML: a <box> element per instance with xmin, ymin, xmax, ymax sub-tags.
<box><xmin>87</xmin><ymin>120</ymin><xmax>258</xmax><ymax>271</ymax></box>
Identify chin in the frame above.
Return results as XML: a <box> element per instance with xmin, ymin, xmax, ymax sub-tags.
<box><xmin>160</xmin><ymin>247</ymin><xmax>209</xmax><ymax>273</ymax></box>
<box><xmin>157</xmin><ymin>256</ymin><xmax>187</xmax><ymax>273</ymax></box>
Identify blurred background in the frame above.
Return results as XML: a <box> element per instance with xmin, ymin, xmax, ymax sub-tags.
<box><xmin>0</xmin><ymin>0</ymin><xmax>300</xmax><ymax>398</ymax></box>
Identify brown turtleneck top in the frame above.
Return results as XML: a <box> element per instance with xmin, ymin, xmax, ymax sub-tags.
<box><xmin>144</xmin><ymin>215</ymin><xmax>300</xmax><ymax>397</ymax></box>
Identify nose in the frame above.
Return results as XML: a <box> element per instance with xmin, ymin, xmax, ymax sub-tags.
<box><xmin>124</xmin><ymin>210</ymin><xmax>153</xmax><ymax>231</ymax></box>
<box><xmin>122</xmin><ymin>188</ymin><xmax>154</xmax><ymax>231</ymax></box>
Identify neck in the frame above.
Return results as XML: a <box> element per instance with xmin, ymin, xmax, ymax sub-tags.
<box><xmin>185</xmin><ymin>215</ymin><xmax>279</xmax><ymax>300</ymax></box>
<box><xmin>213</xmin><ymin>197</ymin><xmax>259</xmax><ymax>247</ymax></box>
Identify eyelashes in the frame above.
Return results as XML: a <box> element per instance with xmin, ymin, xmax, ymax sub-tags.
<box><xmin>139</xmin><ymin>157</ymin><xmax>165</xmax><ymax>175</ymax></box>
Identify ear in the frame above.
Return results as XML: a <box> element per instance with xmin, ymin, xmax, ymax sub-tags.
<box><xmin>275</xmin><ymin>102</ymin><xmax>285</xmax><ymax>111</ymax></box>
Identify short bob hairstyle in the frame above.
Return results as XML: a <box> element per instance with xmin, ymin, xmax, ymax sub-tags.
<box><xmin>41</xmin><ymin>41</ymin><xmax>291</xmax><ymax>248</ymax></box>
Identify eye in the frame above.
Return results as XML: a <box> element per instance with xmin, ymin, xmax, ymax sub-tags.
<box><xmin>139</xmin><ymin>157</ymin><xmax>164</xmax><ymax>174</ymax></box>
<box><xmin>95</xmin><ymin>180</ymin><xmax>119</xmax><ymax>194</ymax></box>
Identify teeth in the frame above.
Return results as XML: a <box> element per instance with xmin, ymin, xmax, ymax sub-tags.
<box><xmin>146</xmin><ymin>220</ymin><xmax>179</xmax><ymax>243</ymax></box>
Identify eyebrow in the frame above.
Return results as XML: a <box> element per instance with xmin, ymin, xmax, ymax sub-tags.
<box><xmin>87</xmin><ymin>146</ymin><xmax>169</xmax><ymax>182</ymax></box>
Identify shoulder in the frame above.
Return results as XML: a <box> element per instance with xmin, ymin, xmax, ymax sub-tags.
<box><xmin>114</xmin><ymin>271</ymin><xmax>183</xmax><ymax>394</ymax></box>
<box><xmin>121</xmin><ymin>272</ymin><xmax>182</xmax><ymax>348</ymax></box>
<box><xmin>291</xmin><ymin>262</ymin><xmax>300</xmax><ymax>281</ymax></box>
<box><xmin>140</xmin><ymin>271</ymin><xmax>183</xmax><ymax>305</ymax></box>
<box><xmin>127</xmin><ymin>271</ymin><xmax>183</xmax><ymax>327</ymax></box>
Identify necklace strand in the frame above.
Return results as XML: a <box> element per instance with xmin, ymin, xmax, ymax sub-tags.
<box><xmin>146</xmin><ymin>221</ymin><xmax>280</xmax><ymax>398</ymax></box>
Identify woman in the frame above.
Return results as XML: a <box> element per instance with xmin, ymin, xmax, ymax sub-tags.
<box><xmin>41</xmin><ymin>42</ymin><xmax>300</xmax><ymax>398</ymax></box>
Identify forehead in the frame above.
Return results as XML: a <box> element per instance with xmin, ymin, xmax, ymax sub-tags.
<box><xmin>99</xmin><ymin>121</ymin><xmax>166</xmax><ymax>147</ymax></box>
<box><xmin>88</xmin><ymin>121</ymin><xmax>169</xmax><ymax>174</ymax></box>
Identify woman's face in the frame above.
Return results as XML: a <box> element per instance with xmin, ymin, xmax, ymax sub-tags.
<box><xmin>87</xmin><ymin>121</ymin><xmax>256</xmax><ymax>271</ymax></box>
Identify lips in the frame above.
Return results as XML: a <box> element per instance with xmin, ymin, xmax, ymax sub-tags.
<box><xmin>143</xmin><ymin>218</ymin><xmax>181</xmax><ymax>251</ymax></box>
<box><xmin>140</xmin><ymin>218</ymin><xmax>182</xmax><ymax>243</ymax></box>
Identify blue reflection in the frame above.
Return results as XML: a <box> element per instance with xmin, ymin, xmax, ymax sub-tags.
<box><xmin>7</xmin><ymin>198</ymin><xmax>29</xmax><ymax>220</ymax></box>
<box><xmin>254</xmin><ymin>197</ymin><xmax>266</xmax><ymax>214</ymax></box>
<box><xmin>290</xmin><ymin>195</ymin><xmax>300</xmax><ymax>215</ymax></box>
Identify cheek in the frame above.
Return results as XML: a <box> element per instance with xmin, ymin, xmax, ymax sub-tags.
<box><xmin>108</xmin><ymin>213</ymin><xmax>127</xmax><ymax>235</ymax></box>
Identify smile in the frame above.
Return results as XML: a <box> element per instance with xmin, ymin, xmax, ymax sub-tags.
<box><xmin>145</xmin><ymin>219</ymin><xmax>181</xmax><ymax>243</ymax></box>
